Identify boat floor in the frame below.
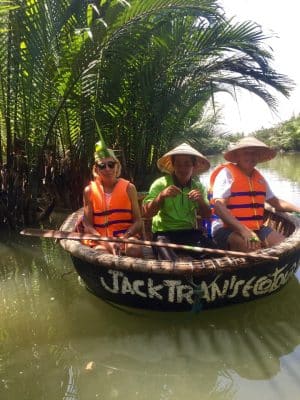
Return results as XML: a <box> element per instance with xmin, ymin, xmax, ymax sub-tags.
<box><xmin>142</xmin><ymin>245</ymin><xmax>197</xmax><ymax>262</ymax></box>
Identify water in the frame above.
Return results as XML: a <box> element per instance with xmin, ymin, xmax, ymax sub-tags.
<box><xmin>1</xmin><ymin>153</ymin><xmax>300</xmax><ymax>400</ymax></box>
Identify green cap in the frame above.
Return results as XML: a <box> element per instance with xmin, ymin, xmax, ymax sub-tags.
<box><xmin>94</xmin><ymin>140</ymin><xmax>111</xmax><ymax>160</ymax></box>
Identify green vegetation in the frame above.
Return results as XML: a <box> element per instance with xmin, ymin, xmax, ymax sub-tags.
<box><xmin>0</xmin><ymin>0</ymin><xmax>294</xmax><ymax>227</ymax></box>
<box><xmin>255</xmin><ymin>115</ymin><xmax>300</xmax><ymax>152</ymax></box>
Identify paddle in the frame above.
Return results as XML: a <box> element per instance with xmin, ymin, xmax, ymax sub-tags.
<box><xmin>20</xmin><ymin>228</ymin><xmax>279</xmax><ymax>261</ymax></box>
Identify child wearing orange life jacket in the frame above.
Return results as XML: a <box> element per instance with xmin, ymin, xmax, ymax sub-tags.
<box><xmin>209</xmin><ymin>137</ymin><xmax>300</xmax><ymax>252</ymax></box>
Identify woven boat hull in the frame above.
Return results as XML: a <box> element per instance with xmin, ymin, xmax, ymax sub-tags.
<box><xmin>60</xmin><ymin>209</ymin><xmax>300</xmax><ymax>311</ymax></box>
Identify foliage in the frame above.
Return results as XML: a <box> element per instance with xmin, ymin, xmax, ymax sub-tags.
<box><xmin>79</xmin><ymin>7</ymin><xmax>293</xmax><ymax>188</ymax></box>
<box><xmin>255</xmin><ymin>114</ymin><xmax>300</xmax><ymax>152</ymax></box>
<box><xmin>0</xmin><ymin>0</ymin><xmax>295</xmax><ymax>227</ymax></box>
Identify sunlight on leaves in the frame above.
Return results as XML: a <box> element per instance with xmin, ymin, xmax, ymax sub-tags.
<box><xmin>87</xmin><ymin>3</ymin><xmax>93</xmax><ymax>27</ymax></box>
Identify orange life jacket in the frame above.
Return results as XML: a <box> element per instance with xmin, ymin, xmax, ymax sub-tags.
<box><xmin>90</xmin><ymin>178</ymin><xmax>133</xmax><ymax>237</ymax></box>
<box><xmin>208</xmin><ymin>163</ymin><xmax>266</xmax><ymax>230</ymax></box>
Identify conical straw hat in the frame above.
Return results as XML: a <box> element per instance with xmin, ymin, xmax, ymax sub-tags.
<box><xmin>157</xmin><ymin>143</ymin><xmax>210</xmax><ymax>175</ymax></box>
<box><xmin>224</xmin><ymin>137</ymin><xmax>277</xmax><ymax>163</ymax></box>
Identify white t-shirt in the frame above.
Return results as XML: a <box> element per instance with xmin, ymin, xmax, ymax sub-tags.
<box><xmin>212</xmin><ymin>167</ymin><xmax>275</xmax><ymax>234</ymax></box>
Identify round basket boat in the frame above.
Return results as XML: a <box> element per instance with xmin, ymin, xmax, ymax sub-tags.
<box><xmin>59</xmin><ymin>208</ymin><xmax>300</xmax><ymax>311</ymax></box>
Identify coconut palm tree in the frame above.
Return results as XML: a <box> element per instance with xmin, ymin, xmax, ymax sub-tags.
<box><xmin>82</xmin><ymin>13</ymin><xmax>293</xmax><ymax>186</ymax></box>
<box><xmin>0</xmin><ymin>0</ymin><xmax>294</xmax><ymax>226</ymax></box>
<box><xmin>0</xmin><ymin>0</ymin><xmax>224</xmax><ymax>225</ymax></box>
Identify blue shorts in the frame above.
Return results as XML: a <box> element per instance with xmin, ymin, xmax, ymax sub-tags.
<box><xmin>213</xmin><ymin>225</ymin><xmax>273</xmax><ymax>249</ymax></box>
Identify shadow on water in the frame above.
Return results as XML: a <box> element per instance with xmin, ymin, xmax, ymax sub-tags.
<box><xmin>61</xmin><ymin>278</ymin><xmax>300</xmax><ymax>398</ymax></box>
<box><xmin>1</xmin><ymin>228</ymin><xmax>300</xmax><ymax>399</ymax></box>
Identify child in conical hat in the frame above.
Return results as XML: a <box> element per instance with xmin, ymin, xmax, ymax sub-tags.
<box><xmin>210</xmin><ymin>137</ymin><xmax>300</xmax><ymax>252</ymax></box>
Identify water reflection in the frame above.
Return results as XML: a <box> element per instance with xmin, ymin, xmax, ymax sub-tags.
<box><xmin>0</xmin><ymin>231</ymin><xmax>80</xmax><ymax>400</ymax></box>
<box><xmin>3</xmin><ymin>263</ymin><xmax>300</xmax><ymax>399</ymax></box>
<box><xmin>265</xmin><ymin>153</ymin><xmax>300</xmax><ymax>184</ymax></box>
<box><xmin>61</xmin><ymin>280</ymin><xmax>300</xmax><ymax>400</ymax></box>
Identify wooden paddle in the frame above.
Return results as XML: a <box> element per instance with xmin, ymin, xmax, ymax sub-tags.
<box><xmin>20</xmin><ymin>228</ymin><xmax>279</xmax><ymax>261</ymax></box>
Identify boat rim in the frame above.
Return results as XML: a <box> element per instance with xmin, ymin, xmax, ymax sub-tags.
<box><xmin>59</xmin><ymin>208</ymin><xmax>300</xmax><ymax>276</ymax></box>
